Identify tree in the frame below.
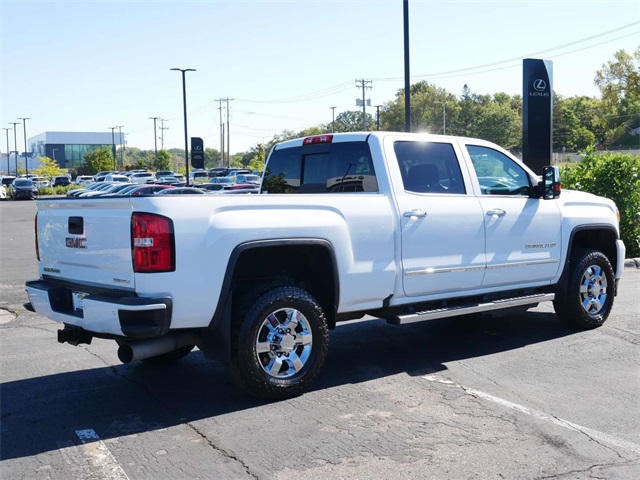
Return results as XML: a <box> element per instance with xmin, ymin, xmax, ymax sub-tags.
<box><xmin>156</xmin><ymin>150</ymin><xmax>173</xmax><ymax>171</ymax></box>
<box><xmin>82</xmin><ymin>147</ymin><xmax>114</xmax><ymax>174</ymax></box>
<box><xmin>594</xmin><ymin>48</ymin><xmax>640</xmax><ymax>147</ymax></box>
<box><xmin>34</xmin><ymin>157</ymin><xmax>64</xmax><ymax>178</ymax></box>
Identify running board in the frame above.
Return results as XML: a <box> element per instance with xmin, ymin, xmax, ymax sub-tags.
<box><xmin>386</xmin><ymin>293</ymin><xmax>555</xmax><ymax>325</ymax></box>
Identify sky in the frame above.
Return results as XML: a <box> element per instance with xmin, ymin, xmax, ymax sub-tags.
<box><xmin>1</xmin><ymin>0</ymin><xmax>639</xmax><ymax>156</ymax></box>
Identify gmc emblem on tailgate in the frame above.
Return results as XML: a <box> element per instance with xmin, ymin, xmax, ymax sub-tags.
<box><xmin>65</xmin><ymin>237</ymin><xmax>87</xmax><ymax>249</ymax></box>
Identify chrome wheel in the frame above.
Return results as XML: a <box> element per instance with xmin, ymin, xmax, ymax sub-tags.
<box><xmin>579</xmin><ymin>264</ymin><xmax>608</xmax><ymax>315</ymax></box>
<box><xmin>255</xmin><ymin>307</ymin><xmax>313</xmax><ymax>379</ymax></box>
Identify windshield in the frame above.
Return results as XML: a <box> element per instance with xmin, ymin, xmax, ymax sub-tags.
<box><xmin>14</xmin><ymin>180</ymin><xmax>33</xmax><ymax>187</ymax></box>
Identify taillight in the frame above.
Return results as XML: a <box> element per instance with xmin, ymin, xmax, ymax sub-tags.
<box><xmin>303</xmin><ymin>135</ymin><xmax>333</xmax><ymax>145</ymax></box>
<box><xmin>131</xmin><ymin>213</ymin><xmax>175</xmax><ymax>273</ymax></box>
<box><xmin>35</xmin><ymin>213</ymin><xmax>40</xmax><ymax>261</ymax></box>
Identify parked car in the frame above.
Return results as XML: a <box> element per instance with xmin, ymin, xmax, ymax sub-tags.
<box><xmin>31</xmin><ymin>177</ymin><xmax>50</xmax><ymax>188</ymax></box>
<box><xmin>198</xmin><ymin>183</ymin><xmax>226</xmax><ymax>192</ymax></box>
<box><xmin>235</xmin><ymin>174</ymin><xmax>261</xmax><ymax>185</ymax></box>
<box><xmin>67</xmin><ymin>182</ymin><xmax>105</xmax><ymax>197</ymax></box>
<box><xmin>104</xmin><ymin>174</ymin><xmax>131</xmax><ymax>183</ymax></box>
<box><xmin>128</xmin><ymin>185</ymin><xmax>175</xmax><ymax>196</ymax></box>
<box><xmin>208</xmin><ymin>177</ymin><xmax>233</xmax><ymax>185</ymax></box>
<box><xmin>155</xmin><ymin>170</ymin><xmax>176</xmax><ymax>178</ymax></box>
<box><xmin>52</xmin><ymin>176</ymin><xmax>71</xmax><ymax>187</ymax></box>
<box><xmin>93</xmin><ymin>171</ymin><xmax>117</xmax><ymax>182</ymax></box>
<box><xmin>74</xmin><ymin>175</ymin><xmax>95</xmax><ymax>186</ymax></box>
<box><xmin>89</xmin><ymin>183</ymin><xmax>138</xmax><ymax>197</ymax></box>
<box><xmin>226</xmin><ymin>169</ymin><xmax>252</xmax><ymax>182</ymax></box>
<box><xmin>9</xmin><ymin>178</ymin><xmax>38</xmax><ymax>200</ymax></box>
<box><xmin>1</xmin><ymin>175</ymin><xmax>16</xmax><ymax>187</ymax></box>
<box><xmin>208</xmin><ymin>168</ymin><xmax>230</xmax><ymax>178</ymax></box>
<box><xmin>0</xmin><ymin>184</ymin><xmax>6</xmax><ymax>199</ymax></box>
<box><xmin>130</xmin><ymin>172</ymin><xmax>156</xmax><ymax>184</ymax></box>
<box><xmin>155</xmin><ymin>187</ymin><xmax>205</xmax><ymax>195</ymax></box>
<box><xmin>188</xmin><ymin>170</ymin><xmax>209</xmax><ymax>183</ymax></box>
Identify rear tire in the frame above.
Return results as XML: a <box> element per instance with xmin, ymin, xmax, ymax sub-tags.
<box><xmin>229</xmin><ymin>285</ymin><xmax>329</xmax><ymax>400</ymax></box>
<box><xmin>554</xmin><ymin>249</ymin><xmax>615</xmax><ymax>329</ymax></box>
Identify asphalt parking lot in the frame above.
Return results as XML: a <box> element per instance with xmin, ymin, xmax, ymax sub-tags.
<box><xmin>1</xmin><ymin>199</ymin><xmax>639</xmax><ymax>479</ymax></box>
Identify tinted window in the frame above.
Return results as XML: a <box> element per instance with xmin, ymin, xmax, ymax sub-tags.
<box><xmin>394</xmin><ymin>141</ymin><xmax>465</xmax><ymax>194</ymax></box>
<box><xmin>263</xmin><ymin>141</ymin><xmax>378</xmax><ymax>194</ymax></box>
<box><xmin>466</xmin><ymin>145</ymin><xmax>531</xmax><ymax>196</ymax></box>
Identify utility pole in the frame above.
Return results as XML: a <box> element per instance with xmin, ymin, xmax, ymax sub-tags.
<box><xmin>355</xmin><ymin>79</ymin><xmax>372</xmax><ymax>130</ymax></box>
<box><xmin>215</xmin><ymin>99</ymin><xmax>225</xmax><ymax>166</ymax></box>
<box><xmin>117</xmin><ymin>126</ymin><xmax>125</xmax><ymax>166</ymax></box>
<box><xmin>2</xmin><ymin>127</ymin><xmax>10</xmax><ymax>175</ymax></box>
<box><xmin>436</xmin><ymin>101</ymin><xmax>446</xmax><ymax>135</ymax></box>
<box><xmin>375</xmin><ymin>105</ymin><xmax>383</xmax><ymax>131</ymax></box>
<box><xmin>330</xmin><ymin>106</ymin><xmax>337</xmax><ymax>132</ymax></box>
<box><xmin>159</xmin><ymin>119</ymin><xmax>168</xmax><ymax>150</ymax></box>
<box><xmin>170</xmin><ymin>67</ymin><xmax>196</xmax><ymax>185</ymax></box>
<box><xmin>18</xmin><ymin>117</ymin><xmax>30</xmax><ymax>175</ymax></box>
<box><xmin>149</xmin><ymin>117</ymin><xmax>160</xmax><ymax>166</ymax></box>
<box><xmin>9</xmin><ymin>122</ymin><xmax>19</xmax><ymax>175</ymax></box>
<box><xmin>225</xmin><ymin>97</ymin><xmax>234</xmax><ymax>167</ymax></box>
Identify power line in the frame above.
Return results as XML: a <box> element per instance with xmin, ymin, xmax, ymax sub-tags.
<box><xmin>372</xmin><ymin>21</ymin><xmax>640</xmax><ymax>82</ymax></box>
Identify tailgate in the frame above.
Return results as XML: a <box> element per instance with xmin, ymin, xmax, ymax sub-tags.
<box><xmin>37</xmin><ymin>199</ymin><xmax>135</xmax><ymax>289</ymax></box>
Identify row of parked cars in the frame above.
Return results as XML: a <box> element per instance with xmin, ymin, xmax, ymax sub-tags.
<box><xmin>1</xmin><ymin>167</ymin><xmax>264</xmax><ymax>200</ymax></box>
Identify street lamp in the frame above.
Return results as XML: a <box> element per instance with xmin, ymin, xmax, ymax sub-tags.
<box><xmin>435</xmin><ymin>101</ymin><xmax>446</xmax><ymax>135</ymax></box>
<box><xmin>9</xmin><ymin>122</ymin><xmax>19</xmax><ymax>175</ymax></box>
<box><xmin>149</xmin><ymin>117</ymin><xmax>160</xmax><ymax>166</ymax></box>
<box><xmin>170</xmin><ymin>68</ymin><xmax>196</xmax><ymax>186</ymax></box>
<box><xmin>2</xmin><ymin>127</ymin><xmax>10</xmax><ymax>175</ymax></box>
<box><xmin>18</xmin><ymin>117</ymin><xmax>30</xmax><ymax>175</ymax></box>
<box><xmin>330</xmin><ymin>106</ymin><xmax>337</xmax><ymax>132</ymax></box>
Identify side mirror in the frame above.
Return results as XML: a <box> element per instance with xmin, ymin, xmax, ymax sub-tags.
<box><xmin>541</xmin><ymin>165</ymin><xmax>561</xmax><ymax>199</ymax></box>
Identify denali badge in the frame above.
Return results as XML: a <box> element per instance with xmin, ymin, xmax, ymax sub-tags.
<box><xmin>65</xmin><ymin>237</ymin><xmax>87</xmax><ymax>249</ymax></box>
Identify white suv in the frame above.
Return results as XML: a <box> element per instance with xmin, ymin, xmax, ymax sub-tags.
<box><xmin>130</xmin><ymin>172</ymin><xmax>156</xmax><ymax>184</ymax></box>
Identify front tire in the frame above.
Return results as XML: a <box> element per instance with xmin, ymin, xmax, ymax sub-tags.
<box><xmin>229</xmin><ymin>285</ymin><xmax>329</xmax><ymax>400</ymax></box>
<box><xmin>554</xmin><ymin>249</ymin><xmax>615</xmax><ymax>329</ymax></box>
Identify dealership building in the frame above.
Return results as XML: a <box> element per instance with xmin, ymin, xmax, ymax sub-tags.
<box><xmin>28</xmin><ymin>131</ymin><xmax>125</xmax><ymax>170</ymax></box>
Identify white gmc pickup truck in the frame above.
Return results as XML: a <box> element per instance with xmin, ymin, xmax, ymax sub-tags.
<box><xmin>26</xmin><ymin>132</ymin><xmax>626</xmax><ymax>399</ymax></box>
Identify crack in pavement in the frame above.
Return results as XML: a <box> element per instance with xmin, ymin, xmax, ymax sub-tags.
<box><xmin>534</xmin><ymin>458</ymin><xmax>639</xmax><ymax>479</ymax></box>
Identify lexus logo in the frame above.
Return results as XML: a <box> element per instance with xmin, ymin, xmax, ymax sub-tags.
<box><xmin>533</xmin><ymin>79</ymin><xmax>546</xmax><ymax>92</ymax></box>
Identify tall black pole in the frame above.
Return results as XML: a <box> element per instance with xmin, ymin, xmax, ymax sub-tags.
<box><xmin>10</xmin><ymin>122</ymin><xmax>19</xmax><ymax>175</ymax></box>
<box><xmin>149</xmin><ymin>117</ymin><xmax>159</xmax><ymax>166</ymax></box>
<box><xmin>171</xmin><ymin>68</ymin><xmax>196</xmax><ymax>185</ymax></box>
<box><xmin>403</xmin><ymin>0</ymin><xmax>411</xmax><ymax>132</ymax></box>
<box><xmin>18</xmin><ymin>117</ymin><xmax>30</xmax><ymax>175</ymax></box>
<box><xmin>330</xmin><ymin>106</ymin><xmax>336</xmax><ymax>132</ymax></box>
<box><xmin>2</xmin><ymin>127</ymin><xmax>10</xmax><ymax>175</ymax></box>
<box><xmin>109</xmin><ymin>126</ymin><xmax>117</xmax><ymax>170</ymax></box>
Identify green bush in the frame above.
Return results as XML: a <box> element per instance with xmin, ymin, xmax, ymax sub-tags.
<box><xmin>560</xmin><ymin>148</ymin><xmax>640</xmax><ymax>257</ymax></box>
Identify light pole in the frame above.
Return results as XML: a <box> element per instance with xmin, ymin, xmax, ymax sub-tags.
<box><xmin>117</xmin><ymin>125</ymin><xmax>125</xmax><ymax>166</ymax></box>
<box><xmin>375</xmin><ymin>105</ymin><xmax>383</xmax><ymax>131</ymax></box>
<box><xmin>436</xmin><ymin>101</ymin><xmax>446</xmax><ymax>135</ymax></box>
<box><xmin>109</xmin><ymin>126</ymin><xmax>117</xmax><ymax>170</ymax></box>
<box><xmin>18</xmin><ymin>117</ymin><xmax>30</xmax><ymax>175</ymax></box>
<box><xmin>330</xmin><ymin>106</ymin><xmax>336</xmax><ymax>132</ymax></box>
<box><xmin>403</xmin><ymin>0</ymin><xmax>411</xmax><ymax>132</ymax></box>
<box><xmin>9</xmin><ymin>122</ymin><xmax>19</xmax><ymax>175</ymax></box>
<box><xmin>2</xmin><ymin>127</ymin><xmax>10</xmax><ymax>175</ymax></box>
<box><xmin>170</xmin><ymin>67</ymin><xmax>196</xmax><ymax>186</ymax></box>
<box><xmin>149</xmin><ymin>117</ymin><xmax>160</xmax><ymax>166</ymax></box>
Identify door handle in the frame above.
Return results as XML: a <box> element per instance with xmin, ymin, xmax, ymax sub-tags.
<box><xmin>486</xmin><ymin>208</ymin><xmax>506</xmax><ymax>217</ymax></box>
<box><xmin>403</xmin><ymin>209</ymin><xmax>427</xmax><ymax>218</ymax></box>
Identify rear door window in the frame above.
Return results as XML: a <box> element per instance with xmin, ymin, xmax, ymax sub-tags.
<box><xmin>263</xmin><ymin>141</ymin><xmax>378</xmax><ymax>194</ymax></box>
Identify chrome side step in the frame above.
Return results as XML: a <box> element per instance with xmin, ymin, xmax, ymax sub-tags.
<box><xmin>386</xmin><ymin>293</ymin><xmax>555</xmax><ymax>325</ymax></box>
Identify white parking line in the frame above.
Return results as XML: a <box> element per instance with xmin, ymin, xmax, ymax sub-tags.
<box><xmin>56</xmin><ymin>429</ymin><xmax>129</xmax><ymax>480</ymax></box>
<box><xmin>422</xmin><ymin>374</ymin><xmax>640</xmax><ymax>455</ymax></box>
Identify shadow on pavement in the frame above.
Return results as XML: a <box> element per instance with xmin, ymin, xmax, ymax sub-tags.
<box><xmin>1</xmin><ymin>310</ymin><xmax>574</xmax><ymax>460</ymax></box>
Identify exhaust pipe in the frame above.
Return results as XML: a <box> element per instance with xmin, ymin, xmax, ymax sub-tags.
<box><xmin>118</xmin><ymin>332</ymin><xmax>201</xmax><ymax>364</ymax></box>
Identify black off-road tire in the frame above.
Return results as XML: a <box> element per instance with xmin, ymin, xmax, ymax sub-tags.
<box><xmin>554</xmin><ymin>249</ymin><xmax>615</xmax><ymax>330</ymax></box>
<box><xmin>140</xmin><ymin>345</ymin><xmax>195</xmax><ymax>365</ymax></box>
<box><xmin>229</xmin><ymin>285</ymin><xmax>329</xmax><ymax>400</ymax></box>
